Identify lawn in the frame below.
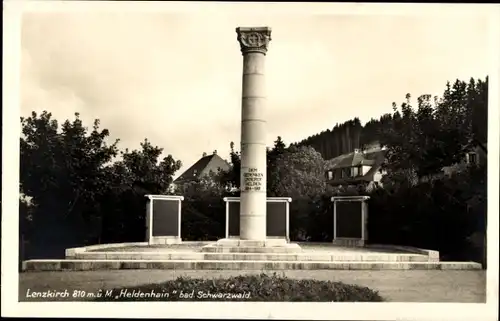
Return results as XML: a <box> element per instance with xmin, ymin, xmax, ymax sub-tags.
<box><xmin>19</xmin><ymin>269</ymin><xmax>486</xmax><ymax>302</ymax></box>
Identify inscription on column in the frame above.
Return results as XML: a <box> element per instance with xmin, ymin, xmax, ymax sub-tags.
<box><xmin>242</xmin><ymin>167</ymin><xmax>264</xmax><ymax>192</ymax></box>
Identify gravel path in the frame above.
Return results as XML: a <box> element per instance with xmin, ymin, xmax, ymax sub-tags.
<box><xmin>19</xmin><ymin>269</ymin><xmax>485</xmax><ymax>302</ymax></box>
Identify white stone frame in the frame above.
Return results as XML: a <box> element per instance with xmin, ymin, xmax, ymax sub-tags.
<box><xmin>223</xmin><ymin>197</ymin><xmax>292</xmax><ymax>241</ymax></box>
<box><xmin>145</xmin><ymin>195</ymin><xmax>184</xmax><ymax>245</ymax></box>
<box><xmin>331</xmin><ymin>195</ymin><xmax>370</xmax><ymax>246</ymax></box>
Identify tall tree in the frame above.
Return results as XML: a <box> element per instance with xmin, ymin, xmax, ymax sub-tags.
<box><xmin>20</xmin><ymin>111</ymin><xmax>119</xmax><ymax>247</ymax></box>
<box><xmin>273</xmin><ymin>145</ymin><xmax>328</xmax><ymax>199</ymax></box>
<box><xmin>219</xmin><ymin>136</ymin><xmax>288</xmax><ymax>195</ymax></box>
<box><xmin>379</xmin><ymin>77</ymin><xmax>487</xmax><ymax>184</ymax></box>
<box><xmin>267</xmin><ymin>136</ymin><xmax>287</xmax><ymax>196</ymax></box>
<box><xmin>20</xmin><ymin>111</ymin><xmax>183</xmax><ymax>251</ymax></box>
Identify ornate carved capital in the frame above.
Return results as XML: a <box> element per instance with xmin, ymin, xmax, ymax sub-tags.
<box><xmin>236</xmin><ymin>27</ymin><xmax>272</xmax><ymax>55</ymax></box>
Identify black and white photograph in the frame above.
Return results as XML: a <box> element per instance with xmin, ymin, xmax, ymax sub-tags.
<box><xmin>2</xmin><ymin>1</ymin><xmax>499</xmax><ymax>320</ymax></box>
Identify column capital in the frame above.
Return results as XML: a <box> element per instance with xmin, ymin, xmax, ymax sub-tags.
<box><xmin>236</xmin><ymin>27</ymin><xmax>272</xmax><ymax>55</ymax></box>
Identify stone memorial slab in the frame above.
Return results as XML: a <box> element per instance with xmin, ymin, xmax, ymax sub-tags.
<box><xmin>266</xmin><ymin>201</ymin><xmax>288</xmax><ymax>238</ymax></box>
<box><xmin>145</xmin><ymin>195</ymin><xmax>184</xmax><ymax>245</ymax></box>
<box><xmin>224</xmin><ymin>197</ymin><xmax>291</xmax><ymax>241</ymax></box>
<box><xmin>331</xmin><ymin>196</ymin><xmax>370</xmax><ymax>247</ymax></box>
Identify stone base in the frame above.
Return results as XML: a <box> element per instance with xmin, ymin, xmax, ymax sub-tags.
<box><xmin>201</xmin><ymin>238</ymin><xmax>303</xmax><ymax>253</ymax></box>
<box><xmin>148</xmin><ymin>236</ymin><xmax>182</xmax><ymax>245</ymax></box>
<box><xmin>332</xmin><ymin>238</ymin><xmax>365</xmax><ymax>247</ymax></box>
<box><xmin>22</xmin><ymin>259</ymin><xmax>483</xmax><ymax>271</ymax></box>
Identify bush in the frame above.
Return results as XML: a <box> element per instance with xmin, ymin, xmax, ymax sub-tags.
<box><xmin>94</xmin><ymin>273</ymin><xmax>384</xmax><ymax>302</ymax></box>
<box><xmin>367</xmin><ymin>166</ymin><xmax>486</xmax><ymax>263</ymax></box>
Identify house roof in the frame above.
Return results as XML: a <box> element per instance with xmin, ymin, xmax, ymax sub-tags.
<box><xmin>173</xmin><ymin>153</ymin><xmax>230</xmax><ymax>184</ymax></box>
<box><xmin>326</xmin><ymin>148</ymin><xmax>387</xmax><ymax>185</ymax></box>
<box><xmin>326</xmin><ymin>149</ymin><xmax>383</xmax><ymax>169</ymax></box>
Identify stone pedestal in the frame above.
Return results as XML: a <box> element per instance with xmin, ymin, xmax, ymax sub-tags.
<box><xmin>203</xmin><ymin>238</ymin><xmax>302</xmax><ymax>253</ymax></box>
<box><xmin>145</xmin><ymin>195</ymin><xmax>183</xmax><ymax>245</ymax></box>
<box><xmin>237</xmin><ymin>27</ymin><xmax>272</xmax><ymax>241</ymax></box>
<box><xmin>331</xmin><ymin>196</ymin><xmax>370</xmax><ymax>247</ymax></box>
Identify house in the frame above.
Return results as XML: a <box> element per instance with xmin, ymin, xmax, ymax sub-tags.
<box><xmin>325</xmin><ymin>141</ymin><xmax>487</xmax><ymax>188</ymax></box>
<box><xmin>325</xmin><ymin>144</ymin><xmax>387</xmax><ymax>189</ymax></box>
<box><xmin>172</xmin><ymin>150</ymin><xmax>231</xmax><ymax>186</ymax></box>
<box><xmin>442</xmin><ymin>144</ymin><xmax>487</xmax><ymax>176</ymax></box>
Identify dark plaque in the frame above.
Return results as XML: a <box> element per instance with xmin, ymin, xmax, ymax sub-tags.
<box><xmin>152</xmin><ymin>199</ymin><xmax>179</xmax><ymax>237</ymax></box>
<box><xmin>335</xmin><ymin>201</ymin><xmax>362</xmax><ymax>238</ymax></box>
<box><xmin>266</xmin><ymin>202</ymin><xmax>287</xmax><ymax>237</ymax></box>
<box><xmin>228</xmin><ymin>202</ymin><xmax>240</xmax><ymax>237</ymax></box>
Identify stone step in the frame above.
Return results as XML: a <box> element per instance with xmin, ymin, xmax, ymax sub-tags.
<box><xmin>22</xmin><ymin>259</ymin><xmax>482</xmax><ymax>271</ymax></box>
<box><xmin>201</xmin><ymin>246</ymin><xmax>303</xmax><ymax>253</ymax></box>
<box><xmin>69</xmin><ymin>252</ymin><xmax>430</xmax><ymax>262</ymax></box>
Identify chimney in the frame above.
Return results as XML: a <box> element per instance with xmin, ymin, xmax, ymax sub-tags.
<box><xmin>213</xmin><ymin>150</ymin><xmax>217</xmax><ymax>155</ymax></box>
<box><xmin>202</xmin><ymin>152</ymin><xmax>207</xmax><ymax>157</ymax></box>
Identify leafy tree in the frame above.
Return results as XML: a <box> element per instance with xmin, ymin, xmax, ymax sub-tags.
<box><xmin>20</xmin><ymin>111</ymin><xmax>119</xmax><ymax>249</ymax></box>
<box><xmin>218</xmin><ymin>141</ymin><xmax>241</xmax><ymax>192</ymax></box>
<box><xmin>273</xmin><ymin>145</ymin><xmax>328</xmax><ymax>199</ymax></box>
<box><xmin>294</xmin><ymin>118</ymin><xmax>365</xmax><ymax>159</ymax></box>
<box><xmin>470</xmin><ymin>77</ymin><xmax>488</xmax><ymax>152</ymax></box>
<box><xmin>175</xmin><ymin>171</ymin><xmax>226</xmax><ymax>240</ymax></box>
<box><xmin>114</xmin><ymin>139</ymin><xmax>181</xmax><ymax>195</ymax></box>
<box><xmin>98</xmin><ymin>139</ymin><xmax>182</xmax><ymax>243</ymax></box>
<box><xmin>19</xmin><ymin>111</ymin><xmax>182</xmax><ymax>254</ymax></box>
<box><xmin>379</xmin><ymin>77</ymin><xmax>487</xmax><ymax>184</ymax></box>
<box><xmin>267</xmin><ymin>136</ymin><xmax>286</xmax><ymax>196</ymax></box>
<box><xmin>219</xmin><ymin>137</ymin><xmax>288</xmax><ymax>195</ymax></box>
<box><xmin>272</xmin><ymin>146</ymin><xmax>334</xmax><ymax>241</ymax></box>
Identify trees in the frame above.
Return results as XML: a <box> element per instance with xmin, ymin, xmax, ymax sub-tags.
<box><xmin>98</xmin><ymin>139</ymin><xmax>182</xmax><ymax>243</ymax></box>
<box><xmin>112</xmin><ymin>139</ymin><xmax>182</xmax><ymax>196</ymax></box>
<box><xmin>368</xmin><ymin>165</ymin><xmax>485</xmax><ymax>263</ymax></box>
<box><xmin>19</xmin><ymin>75</ymin><xmax>487</xmax><ymax>264</ymax></box>
<box><xmin>20</xmin><ymin>111</ymin><xmax>119</xmax><ymax>251</ymax></box>
<box><xmin>293</xmin><ymin>77</ymin><xmax>487</xmax><ymax>166</ymax></box>
<box><xmin>217</xmin><ymin>141</ymin><xmax>241</xmax><ymax>192</ymax></box>
<box><xmin>379</xmin><ymin>77</ymin><xmax>488</xmax><ymax>185</ymax></box>
<box><xmin>217</xmin><ymin>141</ymin><xmax>333</xmax><ymax>241</ymax></box>
<box><xmin>20</xmin><ymin>111</ymin><xmax>182</xmax><ymax>256</ymax></box>
<box><xmin>294</xmin><ymin>118</ymin><xmax>364</xmax><ymax>160</ymax></box>
<box><xmin>273</xmin><ymin>145</ymin><xmax>328</xmax><ymax>199</ymax></box>
<box><xmin>271</xmin><ymin>145</ymin><xmax>333</xmax><ymax>241</ymax></box>
<box><xmin>218</xmin><ymin>136</ymin><xmax>288</xmax><ymax>196</ymax></box>
<box><xmin>175</xmin><ymin>171</ymin><xmax>227</xmax><ymax>240</ymax></box>
<box><xmin>267</xmin><ymin>136</ymin><xmax>286</xmax><ymax>197</ymax></box>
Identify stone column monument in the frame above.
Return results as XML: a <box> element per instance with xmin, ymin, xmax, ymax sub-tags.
<box><xmin>206</xmin><ymin>26</ymin><xmax>299</xmax><ymax>251</ymax></box>
<box><xmin>236</xmin><ymin>27</ymin><xmax>272</xmax><ymax>241</ymax></box>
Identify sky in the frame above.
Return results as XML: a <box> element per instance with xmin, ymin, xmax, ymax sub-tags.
<box><xmin>20</xmin><ymin>4</ymin><xmax>492</xmax><ymax>178</ymax></box>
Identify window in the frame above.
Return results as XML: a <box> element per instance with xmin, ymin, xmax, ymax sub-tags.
<box><xmin>352</xmin><ymin>166</ymin><xmax>359</xmax><ymax>177</ymax></box>
<box><xmin>193</xmin><ymin>169</ymin><xmax>198</xmax><ymax>177</ymax></box>
<box><xmin>341</xmin><ymin>168</ymin><xmax>351</xmax><ymax>178</ymax></box>
<box><xmin>468</xmin><ymin>153</ymin><xmax>478</xmax><ymax>165</ymax></box>
<box><xmin>327</xmin><ymin>171</ymin><xmax>333</xmax><ymax>180</ymax></box>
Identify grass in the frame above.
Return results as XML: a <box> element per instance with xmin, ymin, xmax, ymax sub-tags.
<box><xmin>19</xmin><ymin>269</ymin><xmax>486</xmax><ymax>302</ymax></box>
<box><xmin>92</xmin><ymin>272</ymin><xmax>384</xmax><ymax>302</ymax></box>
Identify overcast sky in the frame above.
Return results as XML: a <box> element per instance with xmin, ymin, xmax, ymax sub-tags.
<box><xmin>21</xmin><ymin>4</ymin><xmax>492</xmax><ymax>177</ymax></box>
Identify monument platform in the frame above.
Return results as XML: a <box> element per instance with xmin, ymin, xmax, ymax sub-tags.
<box><xmin>21</xmin><ymin>241</ymin><xmax>482</xmax><ymax>271</ymax></box>
<box><xmin>202</xmin><ymin>238</ymin><xmax>302</xmax><ymax>253</ymax></box>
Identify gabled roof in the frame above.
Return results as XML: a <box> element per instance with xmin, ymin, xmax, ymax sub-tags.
<box><xmin>326</xmin><ymin>148</ymin><xmax>385</xmax><ymax>169</ymax></box>
<box><xmin>173</xmin><ymin>153</ymin><xmax>230</xmax><ymax>184</ymax></box>
<box><xmin>325</xmin><ymin>148</ymin><xmax>387</xmax><ymax>185</ymax></box>
<box><xmin>327</xmin><ymin>152</ymin><xmax>376</xmax><ymax>169</ymax></box>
